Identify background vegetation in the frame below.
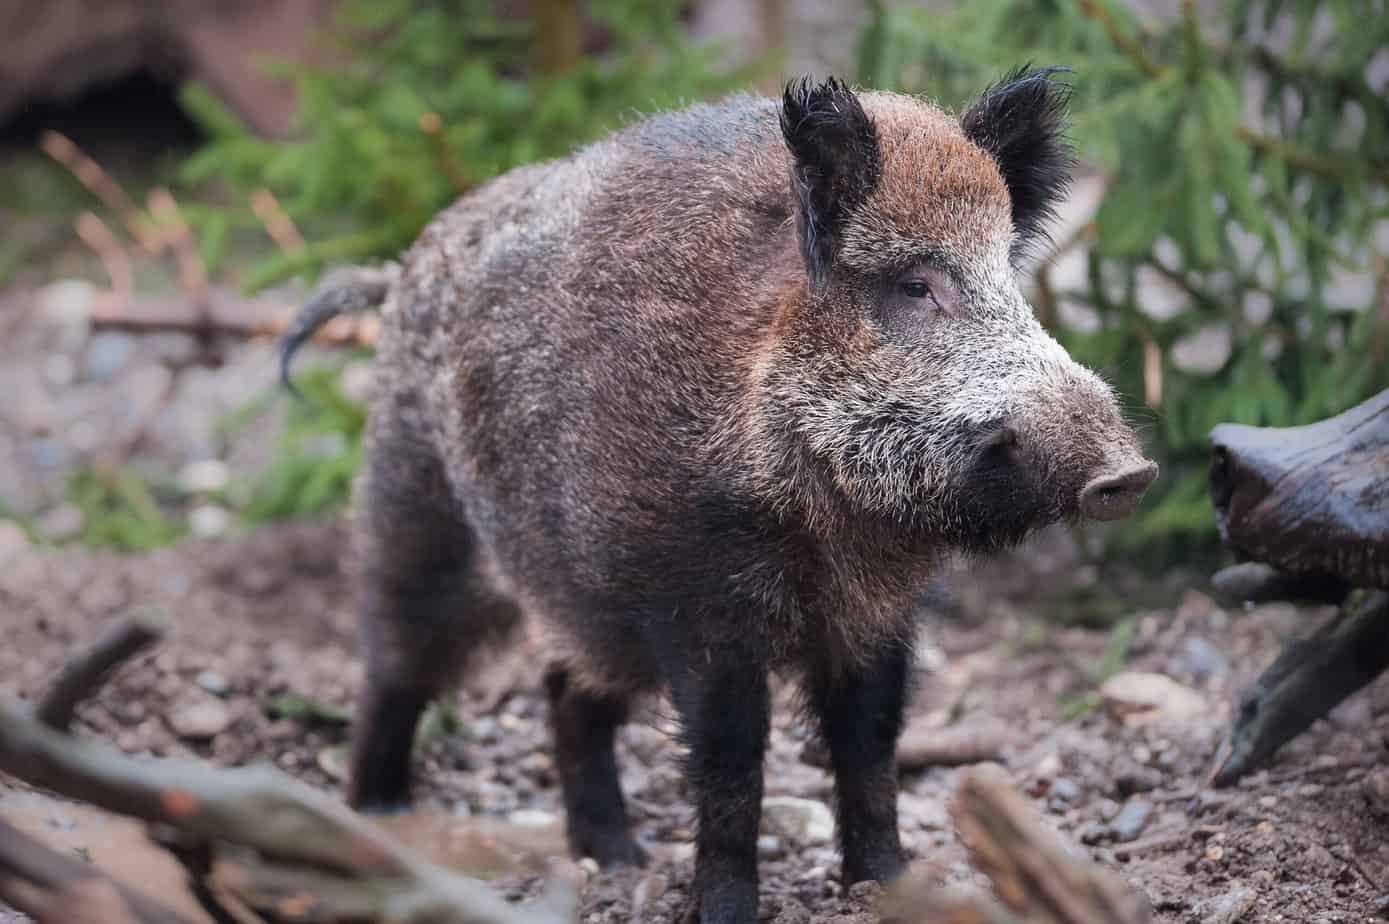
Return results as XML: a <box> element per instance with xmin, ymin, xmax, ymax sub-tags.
<box><xmin>8</xmin><ymin>0</ymin><xmax>1388</xmax><ymax>569</ymax></box>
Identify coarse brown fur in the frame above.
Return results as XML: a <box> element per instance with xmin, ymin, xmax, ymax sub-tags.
<box><xmin>284</xmin><ymin>69</ymin><xmax>1157</xmax><ymax>924</ymax></box>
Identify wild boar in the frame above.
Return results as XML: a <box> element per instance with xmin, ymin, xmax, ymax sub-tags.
<box><xmin>282</xmin><ymin>67</ymin><xmax>1157</xmax><ymax>924</ymax></box>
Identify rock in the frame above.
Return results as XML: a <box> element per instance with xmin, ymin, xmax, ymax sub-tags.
<box><xmin>757</xmin><ymin>835</ymin><xmax>784</xmax><ymax>858</ymax></box>
<box><xmin>316</xmin><ymin>745</ymin><xmax>349</xmax><ymax>781</ymax></box>
<box><xmin>177</xmin><ymin>459</ymin><xmax>231</xmax><ymax>495</ymax></box>
<box><xmin>36</xmin><ymin>279</ymin><xmax>95</xmax><ymax>349</ymax></box>
<box><xmin>1100</xmin><ymin>671</ymin><xmax>1208</xmax><ymax>726</ymax></box>
<box><xmin>1048</xmin><ymin>777</ymin><xmax>1080</xmax><ymax>806</ymax></box>
<box><xmin>193</xmin><ymin>670</ymin><xmax>230</xmax><ymax>696</ymax></box>
<box><xmin>507</xmin><ymin>809</ymin><xmax>558</xmax><ymax>828</ymax></box>
<box><xmin>340</xmin><ymin>360</ymin><xmax>376</xmax><ymax>404</ymax></box>
<box><xmin>1195</xmin><ymin>886</ymin><xmax>1257</xmax><ymax>924</ymax></box>
<box><xmin>1110</xmin><ymin>799</ymin><xmax>1154</xmax><ymax>843</ymax></box>
<box><xmin>1180</xmin><ymin>637</ymin><xmax>1230</xmax><ymax>679</ymax></box>
<box><xmin>36</xmin><ymin>503</ymin><xmax>83</xmax><ymax>542</ymax></box>
<box><xmin>83</xmin><ymin>331</ymin><xmax>138</xmax><ymax>382</ymax></box>
<box><xmin>0</xmin><ymin>521</ymin><xmax>30</xmax><ymax>566</ymax></box>
<box><xmin>1363</xmin><ymin>769</ymin><xmax>1389</xmax><ymax>817</ymax></box>
<box><xmin>632</xmin><ymin>873</ymin><xmax>669</xmax><ymax>914</ymax></box>
<box><xmin>169</xmin><ymin>699</ymin><xmax>231</xmax><ymax>740</ymax></box>
<box><xmin>762</xmin><ymin>796</ymin><xmax>835</xmax><ymax>847</ymax></box>
<box><xmin>188</xmin><ymin>504</ymin><xmax>232</xmax><ymax>538</ymax></box>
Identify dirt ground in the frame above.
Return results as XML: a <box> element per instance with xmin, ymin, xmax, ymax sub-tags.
<box><xmin>1</xmin><ymin>281</ymin><xmax>1388</xmax><ymax>924</ymax></box>
<box><xmin>2</xmin><ymin>511</ymin><xmax>1388</xmax><ymax>923</ymax></box>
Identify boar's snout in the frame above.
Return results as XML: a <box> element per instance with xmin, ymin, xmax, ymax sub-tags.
<box><xmin>1078</xmin><ymin>457</ymin><xmax>1158</xmax><ymax>521</ymax></box>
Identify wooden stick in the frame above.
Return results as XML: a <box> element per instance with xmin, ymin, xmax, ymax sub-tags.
<box><xmin>40</xmin><ymin>131</ymin><xmax>161</xmax><ymax>254</ymax></box>
<box><xmin>34</xmin><ymin>612</ymin><xmax>165</xmax><ymax>731</ymax></box>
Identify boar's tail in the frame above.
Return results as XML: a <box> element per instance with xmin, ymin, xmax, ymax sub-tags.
<box><xmin>279</xmin><ymin>262</ymin><xmax>399</xmax><ymax>399</ymax></box>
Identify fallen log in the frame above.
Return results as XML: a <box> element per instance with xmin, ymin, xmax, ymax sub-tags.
<box><xmin>1209</xmin><ymin>387</ymin><xmax>1389</xmax><ymax>591</ymax></box>
<box><xmin>0</xmin><ymin>616</ymin><xmax>575</xmax><ymax>924</ymax></box>
<box><xmin>1207</xmin><ymin>387</ymin><xmax>1389</xmax><ymax>786</ymax></box>
<box><xmin>879</xmin><ymin>764</ymin><xmax>1151</xmax><ymax>924</ymax></box>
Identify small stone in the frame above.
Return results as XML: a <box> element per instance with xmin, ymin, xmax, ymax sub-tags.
<box><xmin>170</xmin><ymin>699</ymin><xmax>231</xmax><ymax>740</ymax></box>
<box><xmin>508</xmin><ymin>809</ymin><xmax>558</xmax><ymax>828</ymax></box>
<box><xmin>194</xmin><ymin>671</ymin><xmax>230</xmax><ymax>696</ymax></box>
<box><xmin>43</xmin><ymin>353</ymin><xmax>76</xmax><ymax>388</ymax></box>
<box><xmin>1050</xmin><ymin>777</ymin><xmax>1080</xmax><ymax>803</ymax></box>
<box><xmin>317</xmin><ymin>745</ymin><xmax>349</xmax><ymax>781</ymax></box>
<box><xmin>1363</xmin><ymin>769</ymin><xmax>1389</xmax><ymax>815</ymax></box>
<box><xmin>0</xmin><ymin>521</ymin><xmax>30</xmax><ymax>565</ymax></box>
<box><xmin>1204</xmin><ymin>844</ymin><xmax>1225</xmax><ymax>862</ymax></box>
<box><xmin>1258</xmin><ymin>795</ymin><xmax>1278</xmax><ymax>809</ymax></box>
<box><xmin>1110</xmin><ymin>799</ymin><xmax>1154</xmax><ymax>843</ymax></box>
<box><xmin>1179</xmin><ymin>637</ymin><xmax>1230</xmax><ymax>679</ymax></box>
<box><xmin>178</xmin><ymin>459</ymin><xmax>231</xmax><ymax>495</ymax></box>
<box><xmin>36</xmin><ymin>504</ymin><xmax>83</xmax><ymax>541</ymax></box>
<box><xmin>1373</xmin><ymin>894</ymin><xmax>1389</xmax><ymax>919</ymax></box>
<box><xmin>757</xmin><ymin>835</ymin><xmax>784</xmax><ymax>858</ymax></box>
<box><xmin>36</xmin><ymin>279</ymin><xmax>95</xmax><ymax>348</ymax></box>
<box><xmin>1195</xmin><ymin>886</ymin><xmax>1256</xmax><ymax>924</ymax></box>
<box><xmin>83</xmin><ymin>331</ymin><xmax>137</xmax><ymax>383</ymax></box>
<box><xmin>1256</xmin><ymin>821</ymin><xmax>1274</xmax><ymax>835</ymax></box>
<box><xmin>1100</xmin><ymin>672</ymin><xmax>1208</xmax><ymax>725</ymax></box>
<box><xmin>340</xmin><ymin>360</ymin><xmax>376</xmax><ymax>404</ymax></box>
<box><xmin>632</xmin><ymin>873</ymin><xmax>669</xmax><ymax>913</ymax></box>
<box><xmin>30</xmin><ymin>439</ymin><xmax>68</xmax><ymax>469</ymax></box>
<box><xmin>577</xmin><ymin>857</ymin><xmax>600</xmax><ymax>878</ymax></box>
<box><xmin>761</xmin><ymin>796</ymin><xmax>835</xmax><ymax>847</ymax></box>
<box><xmin>189</xmin><ymin>505</ymin><xmax>231</xmax><ymax>538</ymax></box>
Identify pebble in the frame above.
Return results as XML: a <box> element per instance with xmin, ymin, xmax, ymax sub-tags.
<box><xmin>1100</xmin><ymin>671</ymin><xmax>1208</xmax><ymax>725</ymax></box>
<box><xmin>1050</xmin><ymin>777</ymin><xmax>1080</xmax><ymax>803</ymax></box>
<box><xmin>632</xmin><ymin>873</ymin><xmax>669</xmax><ymax>914</ymax></box>
<box><xmin>29</xmin><ymin>438</ymin><xmax>68</xmax><ymax>469</ymax></box>
<box><xmin>36</xmin><ymin>279</ymin><xmax>95</xmax><ymax>349</ymax></box>
<box><xmin>194</xmin><ymin>670</ymin><xmax>230</xmax><ymax>696</ymax></box>
<box><xmin>83</xmin><ymin>331</ymin><xmax>137</xmax><ymax>383</ymax></box>
<box><xmin>42</xmin><ymin>353</ymin><xmax>76</xmax><ymax>388</ymax></box>
<box><xmin>757</xmin><ymin>835</ymin><xmax>784</xmax><ymax>858</ymax></box>
<box><xmin>177</xmin><ymin>459</ymin><xmax>232</xmax><ymax>495</ymax></box>
<box><xmin>0</xmin><ymin>521</ymin><xmax>29</xmax><ymax>566</ymax></box>
<box><xmin>1180</xmin><ymin>637</ymin><xmax>1230</xmax><ymax>679</ymax></box>
<box><xmin>1110</xmin><ymin>799</ymin><xmax>1154</xmax><ymax>842</ymax></box>
<box><xmin>169</xmin><ymin>699</ymin><xmax>232</xmax><ymax>739</ymax></box>
<box><xmin>36</xmin><ymin>503</ymin><xmax>83</xmax><ymax>541</ymax></box>
<box><xmin>508</xmin><ymin>809</ymin><xmax>558</xmax><ymax>828</ymax></box>
<box><xmin>1195</xmin><ymin>886</ymin><xmax>1256</xmax><ymax>924</ymax></box>
<box><xmin>189</xmin><ymin>504</ymin><xmax>232</xmax><ymax>538</ymax></box>
<box><xmin>317</xmin><ymin>745</ymin><xmax>349</xmax><ymax>781</ymax></box>
<box><xmin>761</xmin><ymin>796</ymin><xmax>835</xmax><ymax>847</ymax></box>
<box><xmin>340</xmin><ymin>360</ymin><xmax>376</xmax><ymax>404</ymax></box>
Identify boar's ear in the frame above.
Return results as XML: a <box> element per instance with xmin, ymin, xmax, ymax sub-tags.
<box><xmin>780</xmin><ymin>76</ymin><xmax>882</xmax><ymax>290</ymax></box>
<box><xmin>961</xmin><ymin>65</ymin><xmax>1075</xmax><ymax>262</ymax></box>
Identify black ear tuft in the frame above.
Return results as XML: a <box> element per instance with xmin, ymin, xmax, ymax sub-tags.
<box><xmin>780</xmin><ymin>75</ymin><xmax>882</xmax><ymax>290</ymax></box>
<box><xmin>961</xmin><ymin>64</ymin><xmax>1075</xmax><ymax>262</ymax></box>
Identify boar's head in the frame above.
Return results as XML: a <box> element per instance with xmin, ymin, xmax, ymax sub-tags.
<box><xmin>759</xmin><ymin>68</ymin><xmax>1156</xmax><ymax>552</ymax></box>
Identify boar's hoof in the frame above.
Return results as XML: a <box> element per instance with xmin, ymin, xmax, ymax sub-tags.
<box><xmin>1079</xmin><ymin>460</ymin><xmax>1158</xmax><ymax>521</ymax></box>
<box><xmin>574</xmin><ymin>827</ymin><xmax>648</xmax><ymax>869</ymax></box>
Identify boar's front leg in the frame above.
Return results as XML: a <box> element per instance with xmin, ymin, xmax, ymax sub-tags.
<box><xmin>807</xmin><ymin>636</ymin><xmax>910</xmax><ymax>885</ymax></box>
<box><xmin>667</xmin><ymin>636</ymin><xmax>771</xmax><ymax>924</ymax></box>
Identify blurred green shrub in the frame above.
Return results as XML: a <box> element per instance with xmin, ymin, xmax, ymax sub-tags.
<box><xmin>179</xmin><ymin>0</ymin><xmax>747</xmax><ymax>289</ymax></box>
<box><xmin>860</xmin><ymin>0</ymin><xmax>1389</xmax><ymax>563</ymax></box>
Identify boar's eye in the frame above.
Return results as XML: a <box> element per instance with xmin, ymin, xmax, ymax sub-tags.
<box><xmin>900</xmin><ymin>281</ymin><xmax>931</xmax><ymax>299</ymax></box>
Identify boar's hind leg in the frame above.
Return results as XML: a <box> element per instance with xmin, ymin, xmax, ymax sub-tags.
<box><xmin>544</xmin><ymin>668</ymin><xmax>647</xmax><ymax>867</ymax></box>
<box><xmin>668</xmin><ymin>638</ymin><xmax>770</xmax><ymax>924</ymax></box>
<box><xmin>807</xmin><ymin>637</ymin><xmax>910</xmax><ymax>885</ymax></box>
<box><xmin>348</xmin><ymin>421</ymin><xmax>519</xmax><ymax>812</ymax></box>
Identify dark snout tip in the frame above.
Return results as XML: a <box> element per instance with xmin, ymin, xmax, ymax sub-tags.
<box><xmin>1079</xmin><ymin>460</ymin><xmax>1159</xmax><ymax>522</ymax></box>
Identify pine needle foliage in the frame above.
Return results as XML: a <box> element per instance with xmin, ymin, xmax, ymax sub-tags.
<box><xmin>860</xmin><ymin>0</ymin><xmax>1389</xmax><ymax>562</ymax></box>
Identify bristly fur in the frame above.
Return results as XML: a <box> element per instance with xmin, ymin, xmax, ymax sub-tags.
<box><xmin>960</xmin><ymin>64</ymin><xmax>1075</xmax><ymax>264</ymax></box>
<box><xmin>780</xmin><ymin>76</ymin><xmax>883</xmax><ymax>290</ymax></box>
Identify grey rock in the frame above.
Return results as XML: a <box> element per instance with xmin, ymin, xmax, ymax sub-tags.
<box><xmin>1180</xmin><ymin>637</ymin><xmax>1230</xmax><ymax>679</ymax></box>
<box><xmin>1110</xmin><ymin>799</ymin><xmax>1154</xmax><ymax>843</ymax></box>
<box><xmin>177</xmin><ymin>459</ymin><xmax>231</xmax><ymax>495</ymax></box>
<box><xmin>761</xmin><ymin>796</ymin><xmax>835</xmax><ymax>847</ymax></box>
<box><xmin>36</xmin><ymin>503</ymin><xmax>83</xmax><ymax>541</ymax></box>
<box><xmin>194</xmin><ymin>670</ymin><xmax>230</xmax><ymax>696</ymax></box>
<box><xmin>188</xmin><ymin>504</ymin><xmax>232</xmax><ymax>538</ymax></box>
<box><xmin>1196</xmin><ymin>886</ymin><xmax>1257</xmax><ymax>924</ymax></box>
<box><xmin>170</xmin><ymin>699</ymin><xmax>232</xmax><ymax>740</ymax></box>
<box><xmin>84</xmin><ymin>331</ymin><xmax>138</xmax><ymax>383</ymax></box>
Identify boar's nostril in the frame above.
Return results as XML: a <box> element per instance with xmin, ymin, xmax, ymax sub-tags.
<box><xmin>1209</xmin><ymin>445</ymin><xmax>1234</xmax><ymax>515</ymax></box>
<box><xmin>1079</xmin><ymin>460</ymin><xmax>1159</xmax><ymax>522</ymax></box>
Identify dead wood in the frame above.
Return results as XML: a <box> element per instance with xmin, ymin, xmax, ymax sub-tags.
<box><xmin>896</xmin><ymin>718</ymin><xmax>1013</xmax><ymax>771</ymax></box>
<box><xmin>1209</xmin><ymin>387</ymin><xmax>1389</xmax><ymax>590</ymax></box>
<box><xmin>34</xmin><ymin>610</ymin><xmax>165</xmax><ymax>731</ymax></box>
<box><xmin>0</xmin><ymin>618</ymin><xmax>575</xmax><ymax>924</ymax></box>
<box><xmin>87</xmin><ymin>289</ymin><xmax>379</xmax><ymax>347</ymax></box>
<box><xmin>879</xmin><ymin>764</ymin><xmax>1151</xmax><ymax>924</ymax></box>
<box><xmin>1210</xmin><ymin>589</ymin><xmax>1389</xmax><ymax>787</ymax></box>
